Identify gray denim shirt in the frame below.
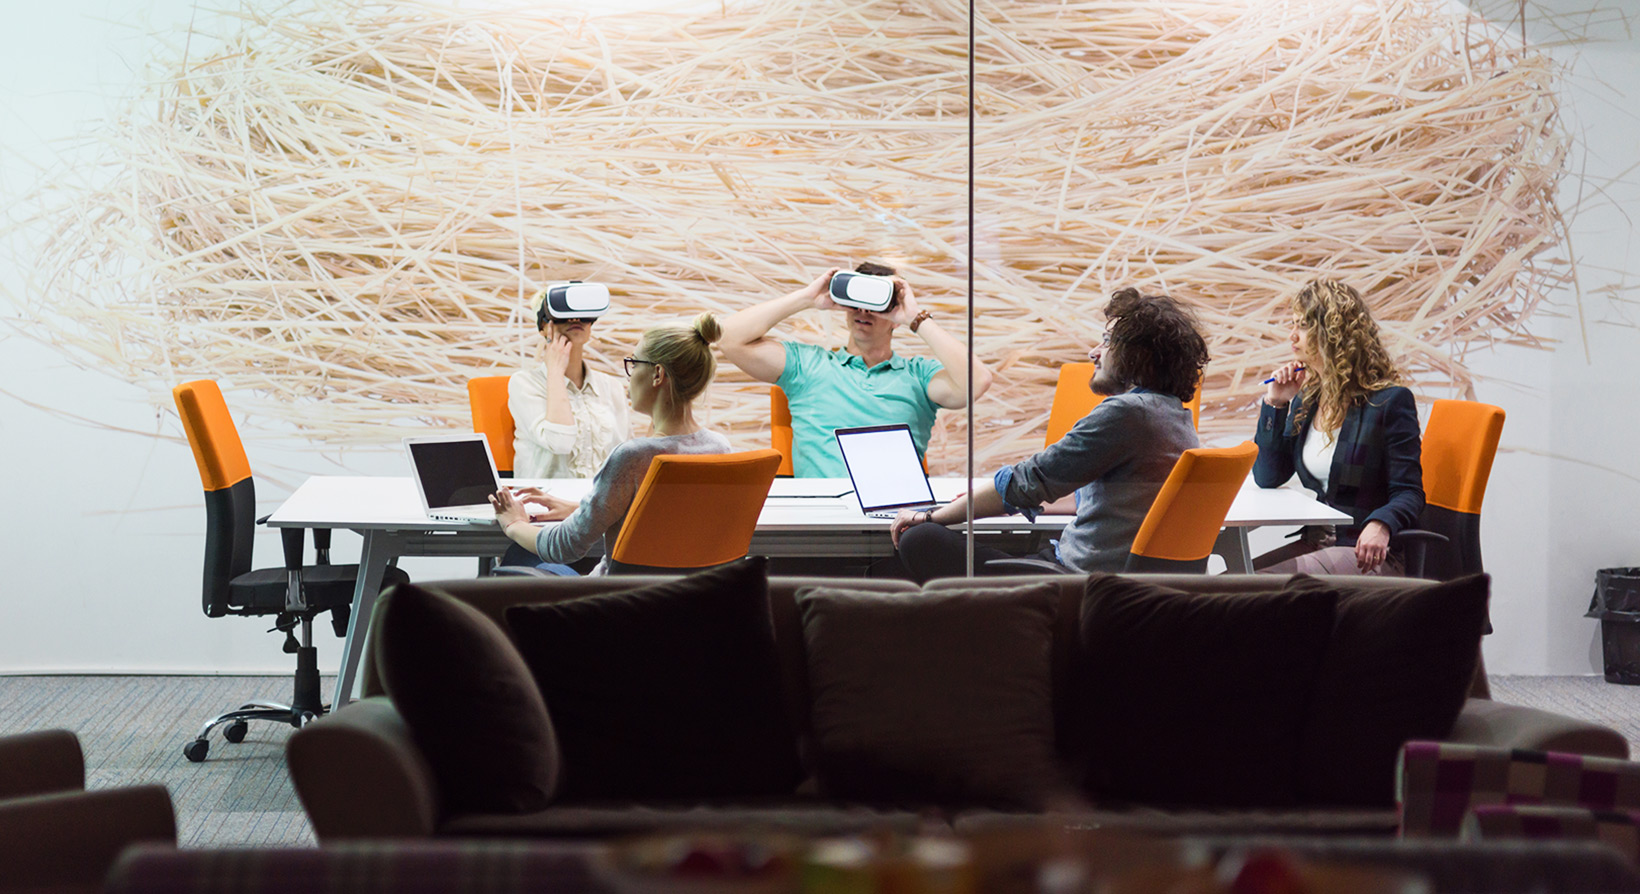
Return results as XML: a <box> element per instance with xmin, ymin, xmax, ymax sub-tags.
<box><xmin>997</xmin><ymin>389</ymin><xmax>1197</xmax><ymax>572</ymax></box>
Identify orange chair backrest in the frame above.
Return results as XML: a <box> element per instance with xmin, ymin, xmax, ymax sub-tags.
<box><xmin>770</xmin><ymin>386</ymin><xmax>795</xmax><ymax>476</ymax></box>
<box><xmin>467</xmin><ymin>376</ymin><xmax>516</xmax><ymax>475</ymax></box>
<box><xmin>610</xmin><ymin>448</ymin><xmax>784</xmax><ymax>569</ymax></box>
<box><xmin>1046</xmin><ymin>363</ymin><xmax>1103</xmax><ymax>447</ymax></box>
<box><xmin>1421</xmin><ymin>399</ymin><xmax>1505</xmax><ymax>515</ymax></box>
<box><xmin>1046</xmin><ymin>365</ymin><xmax>1202</xmax><ymax>447</ymax></box>
<box><xmin>173</xmin><ymin>380</ymin><xmax>253</xmax><ymax>493</ymax></box>
<box><xmin>1130</xmin><ymin>441</ymin><xmax>1258</xmax><ymax>562</ymax></box>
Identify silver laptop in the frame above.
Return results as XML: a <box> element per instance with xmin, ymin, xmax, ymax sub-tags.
<box><xmin>834</xmin><ymin>424</ymin><xmax>939</xmax><ymax>519</ymax></box>
<box><xmin>404</xmin><ymin>434</ymin><xmax>502</xmax><ymax>523</ymax></box>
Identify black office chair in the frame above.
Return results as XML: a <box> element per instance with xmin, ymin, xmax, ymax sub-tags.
<box><xmin>173</xmin><ymin>380</ymin><xmax>408</xmax><ymax>762</ymax></box>
<box><xmin>1392</xmin><ymin>399</ymin><xmax>1505</xmax><ymax>581</ymax></box>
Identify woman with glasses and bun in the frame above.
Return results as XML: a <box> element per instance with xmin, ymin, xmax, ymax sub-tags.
<box><xmin>1252</xmin><ymin>278</ymin><xmax>1424</xmax><ymax>575</ymax></box>
<box><xmin>492</xmin><ymin>313</ymin><xmax>730</xmax><ymax>574</ymax></box>
<box><xmin>509</xmin><ymin>285</ymin><xmax>632</xmax><ymax>480</ymax></box>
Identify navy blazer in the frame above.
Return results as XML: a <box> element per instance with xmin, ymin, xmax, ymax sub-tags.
<box><xmin>1253</xmin><ymin>385</ymin><xmax>1425</xmax><ymax>546</ymax></box>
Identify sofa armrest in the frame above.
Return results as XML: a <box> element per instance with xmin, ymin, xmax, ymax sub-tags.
<box><xmin>0</xmin><ymin>784</ymin><xmax>174</xmax><ymax>892</ymax></box>
<box><xmin>286</xmin><ymin>696</ymin><xmax>439</xmax><ymax>840</ymax></box>
<box><xmin>1447</xmin><ymin>699</ymin><xmax>1629</xmax><ymax>758</ymax></box>
<box><xmin>0</xmin><ymin>729</ymin><xmax>84</xmax><ymax>799</ymax></box>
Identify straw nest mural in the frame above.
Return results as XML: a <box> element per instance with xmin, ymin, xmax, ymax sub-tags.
<box><xmin>3</xmin><ymin>0</ymin><xmax>1568</xmax><ymax>472</ymax></box>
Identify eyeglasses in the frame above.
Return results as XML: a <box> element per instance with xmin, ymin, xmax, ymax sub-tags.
<box><xmin>623</xmin><ymin>357</ymin><xmax>658</xmax><ymax>377</ymax></box>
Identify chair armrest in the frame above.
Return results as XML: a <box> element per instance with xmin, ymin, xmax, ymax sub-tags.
<box><xmin>286</xmin><ymin>697</ymin><xmax>439</xmax><ymax>840</ymax></box>
<box><xmin>0</xmin><ymin>729</ymin><xmax>84</xmax><ymax>798</ymax></box>
<box><xmin>0</xmin><ymin>785</ymin><xmax>174</xmax><ymax>891</ymax></box>
<box><xmin>1447</xmin><ymin>699</ymin><xmax>1629</xmax><ymax>758</ymax></box>
<box><xmin>1390</xmin><ymin>528</ymin><xmax>1448</xmax><ymax>578</ymax></box>
<box><xmin>983</xmin><ymin>558</ymin><xmax>1072</xmax><ymax>574</ymax></box>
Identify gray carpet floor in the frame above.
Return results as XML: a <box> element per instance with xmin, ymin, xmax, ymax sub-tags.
<box><xmin>1</xmin><ymin>674</ymin><xmax>1637</xmax><ymax>848</ymax></box>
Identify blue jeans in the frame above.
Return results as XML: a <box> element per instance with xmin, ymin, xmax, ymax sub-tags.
<box><xmin>499</xmin><ymin>543</ymin><xmax>579</xmax><ymax>577</ymax></box>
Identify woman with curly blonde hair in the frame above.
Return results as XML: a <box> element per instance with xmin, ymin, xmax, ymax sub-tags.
<box><xmin>1252</xmin><ymin>279</ymin><xmax>1424</xmax><ymax>574</ymax></box>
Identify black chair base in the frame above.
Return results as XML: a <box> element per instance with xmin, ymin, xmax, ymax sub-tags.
<box><xmin>183</xmin><ymin>643</ymin><xmax>324</xmax><ymax>763</ymax></box>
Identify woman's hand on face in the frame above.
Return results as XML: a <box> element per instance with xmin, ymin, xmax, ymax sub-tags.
<box><xmin>545</xmin><ymin>333</ymin><xmax>573</xmax><ymax>378</ymax></box>
<box><xmin>1264</xmin><ymin>361</ymin><xmax>1307</xmax><ymax>407</ymax></box>
<box><xmin>490</xmin><ymin>488</ymin><xmax>531</xmax><ymax>529</ymax></box>
<box><xmin>1355</xmin><ymin>520</ymin><xmax>1392</xmax><ymax>574</ymax></box>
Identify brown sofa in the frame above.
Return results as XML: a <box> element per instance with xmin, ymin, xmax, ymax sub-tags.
<box><xmin>287</xmin><ymin>571</ymin><xmax>1628</xmax><ymax>843</ymax></box>
<box><xmin>0</xmin><ymin>729</ymin><xmax>176</xmax><ymax>894</ymax></box>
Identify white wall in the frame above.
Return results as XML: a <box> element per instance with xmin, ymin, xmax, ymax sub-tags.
<box><xmin>2</xmin><ymin>0</ymin><xmax>1636</xmax><ymax>674</ymax></box>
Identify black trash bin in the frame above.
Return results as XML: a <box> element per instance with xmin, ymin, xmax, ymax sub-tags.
<box><xmin>1588</xmin><ymin>567</ymin><xmax>1640</xmax><ymax>684</ymax></box>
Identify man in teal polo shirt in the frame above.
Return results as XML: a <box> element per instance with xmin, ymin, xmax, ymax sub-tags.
<box><xmin>721</xmin><ymin>263</ymin><xmax>995</xmax><ymax>477</ymax></box>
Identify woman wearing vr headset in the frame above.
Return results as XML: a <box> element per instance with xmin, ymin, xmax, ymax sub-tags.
<box><xmin>491</xmin><ymin>313</ymin><xmax>731</xmax><ymax>574</ymax></box>
<box><xmin>509</xmin><ymin>283</ymin><xmax>632</xmax><ymax>480</ymax></box>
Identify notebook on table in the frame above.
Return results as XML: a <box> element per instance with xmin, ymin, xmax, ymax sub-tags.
<box><xmin>404</xmin><ymin>434</ymin><xmax>502</xmax><ymax>523</ymax></box>
<box><xmin>834</xmin><ymin>424</ymin><xmax>940</xmax><ymax>519</ymax></box>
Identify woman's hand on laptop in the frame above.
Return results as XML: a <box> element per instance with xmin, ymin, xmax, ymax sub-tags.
<box><xmin>511</xmin><ymin>487</ymin><xmax>578</xmax><ymax>521</ymax></box>
<box><xmin>490</xmin><ymin>488</ymin><xmax>532</xmax><ymax>531</ymax></box>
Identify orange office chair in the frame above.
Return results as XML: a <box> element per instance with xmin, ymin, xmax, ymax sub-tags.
<box><xmin>173</xmin><ymin>380</ymin><xmax>407</xmax><ymax>762</ymax></box>
<box><xmin>770</xmin><ymin>386</ymin><xmax>795</xmax><ymax>477</ymax></box>
<box><xmin>1124</xmin><ymin>441</ymin><xmax>1258</xmax><ymax>572</ymax></box>
<box><xmin>467</xmin><ymin>376</ymin><xmax>516</xmax><ymax>478</ymax></box>
<box><xmin>607</xmin><ymin>448</ymin><xmax>783</xmax><ymax>574</ymax></box>
<box><xmin>1045</xmin><ymin>364</ymin><xmax>1200</xmax><ymax>447</ymax></box>
<box><xmin>1045</xmin><ymin>362</ymin><xmax>1102</xmax><ymax>447</ymax></box>
<box><xmin>987</xmin><ymin>441</ymin><xmax>1257</xmax><ymax>575</ymax></box>
<box><xmin>1396</xmin><ymin>399</ymin><xmax>1506</xmax><ymax>581</ymax></box>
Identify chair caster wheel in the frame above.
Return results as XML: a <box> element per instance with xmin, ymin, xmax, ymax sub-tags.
<box><xmin>296</xmin><ymin>711</ymin><xmax>317</xmax><ymax>729</ymax></box>
<box><xmin>183</xmin><ymin>739</ymin><xmax>209</xmax><ymax>762</ymax></box>
<box><xmin>223</xmin><ymin>721</ymin><xmax>248</xmax><ymax>744</ymax></box>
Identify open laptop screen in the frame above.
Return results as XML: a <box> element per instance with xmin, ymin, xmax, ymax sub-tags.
<box><xmin>834</xmin><ymin>424</ymin><xmax>936</xmax><ymax>514</ymax></box>
<box><xmin>406</xmin><ymin>436</ymin><xmax>499</xmax><ymax>509</ymax></box>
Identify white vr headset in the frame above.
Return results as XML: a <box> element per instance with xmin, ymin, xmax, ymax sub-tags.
<box><xmin>532</xmin><ymin>281</ymin><xmax>612</xmax><ymax>322</ymax></box>
<box><xmin>828</xmin><ymin>271</ymin><xmax>897</xmax><ymax>313</ymax></box>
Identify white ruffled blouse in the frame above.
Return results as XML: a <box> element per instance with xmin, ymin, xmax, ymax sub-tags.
<box><xmin>508</xmin><ymin>364</ymin><xmax>632</xmax><ymax>479</ymax></box>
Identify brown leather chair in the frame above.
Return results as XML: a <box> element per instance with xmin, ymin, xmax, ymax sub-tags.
<box><xmin>0</xmin><ymin>730</ymin><xmax>175</xmax><ymax>894</ymax></box>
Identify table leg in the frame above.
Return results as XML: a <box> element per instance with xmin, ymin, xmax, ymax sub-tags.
<box><xmin>1214</xmin><ymin>527</ymin><xmax>1255</xmax><ymax>574</ymax></box>
<box><xmin>333</xmin><ymin>530</ymin><xmax>393</xmax><ymax>710</ymax></box>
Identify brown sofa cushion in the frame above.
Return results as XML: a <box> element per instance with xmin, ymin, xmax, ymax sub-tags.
<box><xmin>1290</xmin><ymin>573</ymin><xmax>1491</xmax><ymax>806</ymax></box>
<box><xmin>1077</xmin><ymin>574</ymin><xmax>1337</xmax><ymax>808</ymax></box>
<box><xmin>373</xmin><ymin>582</ymin><xmax>560</xmax><ymax>814</ymax></box>
<box><xmin>797</xmin><ymin>583</ymin><xmax>1063</xmax><ymax>810</ymax></box>
<box><xmin>504</xmin><ymin>557</ymin><xmax>803</xmax><ymax>801</ymax></box>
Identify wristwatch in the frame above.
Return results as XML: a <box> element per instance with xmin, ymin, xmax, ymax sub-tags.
<box><xmin>909</xmin><ymin>310</ymin><xmax>933</xmax><ymax>333</ymax></box>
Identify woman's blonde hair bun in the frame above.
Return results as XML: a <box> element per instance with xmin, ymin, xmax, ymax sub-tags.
<box><xmin>692</xmin><ymin>312</ymin><xmax>722</xmax><ymax>345</ymax></box>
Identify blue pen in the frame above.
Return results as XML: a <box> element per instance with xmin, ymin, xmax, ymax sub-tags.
<box><xmin>1262</xmin><ymin>365</ymin><xmax>1305</xmax><ymax>385</ymax></box>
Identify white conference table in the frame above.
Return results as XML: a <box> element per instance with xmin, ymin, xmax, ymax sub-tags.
<box><xmin>267</xmin><ymin>476</ymin><xmax>1349</xmax><ymax>707</ymax></box>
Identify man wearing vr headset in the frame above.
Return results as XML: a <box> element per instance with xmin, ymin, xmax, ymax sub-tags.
<box><xmin>720</xmin><ymin>262</ymin><xmax>994</xmax><ymax>477</ymax></box>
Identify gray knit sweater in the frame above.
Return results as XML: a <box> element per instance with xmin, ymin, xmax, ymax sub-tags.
<box><xmin>999</xmin><ymin>389</ymin><xmax>1198</xmax><ymax>572</ymax></box>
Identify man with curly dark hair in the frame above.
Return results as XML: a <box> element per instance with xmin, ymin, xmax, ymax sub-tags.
<box><xmin>890</xmin><ymin>287</ymin><xmax>1209</xmax><ymax>580</ymax></box>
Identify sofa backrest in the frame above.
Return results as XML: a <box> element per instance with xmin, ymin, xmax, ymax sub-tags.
<box><xmin>364</xmin><ymin>572</ymin><xmax>1432</xmax><ymax>739</ymax></box>
<box><xmin>359</xmin><ymin>574</ymin><xmax>920</xmax><ymax>742</ymax></box>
